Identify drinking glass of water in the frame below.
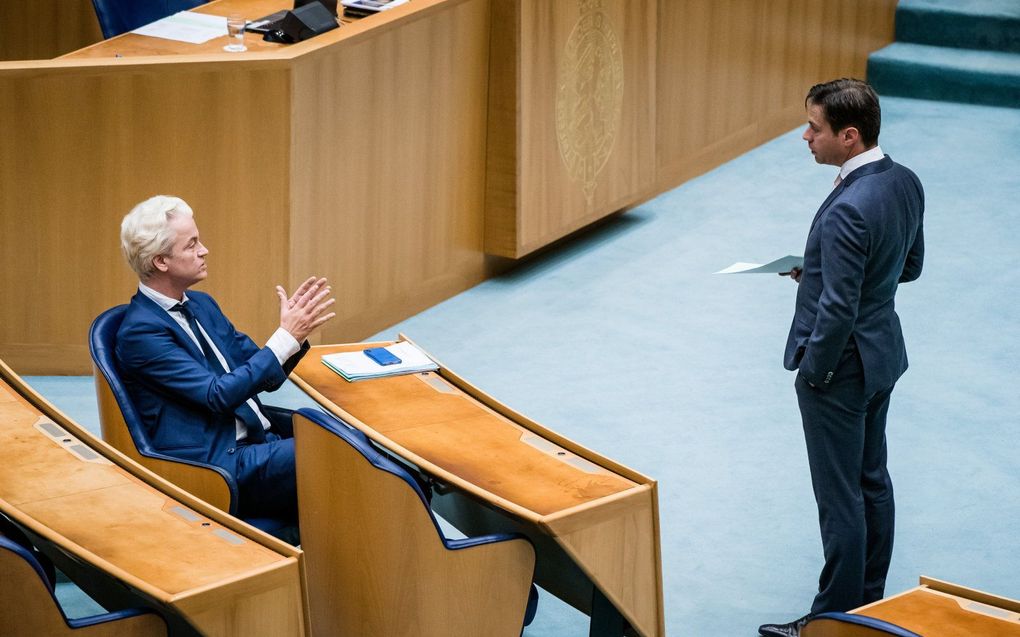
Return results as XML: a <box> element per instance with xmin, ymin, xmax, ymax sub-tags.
<box><xmin>224</xmin><ymin>14</ymin><xmax>247</xmax><ymax>52</ymax></box>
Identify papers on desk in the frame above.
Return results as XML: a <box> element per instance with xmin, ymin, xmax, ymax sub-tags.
<box><xmin>341</xmin><ymin>0</ymin><xmax>410</xmax><ymax>15</ymax></box>
<box><xmin>131</xmin><ymin>11</ymin><xmax>227</xmax><ymax>44</ymax></box>
<box><xmin>322</xmin><ymin>341</ymin><xmax>439</xmax><ymax>382</ymax></box>
<box><xmin>715</xmin><ymin>255</ymin><xmax>804</xmax><ymax>274</ymax></box>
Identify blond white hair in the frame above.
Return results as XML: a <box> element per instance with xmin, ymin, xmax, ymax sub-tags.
<box><xmin>120</xmin><ymin>196</ymin><xmax>194</xmax><ymax>280</ymax></box>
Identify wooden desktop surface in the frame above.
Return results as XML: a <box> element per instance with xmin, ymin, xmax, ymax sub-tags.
<box><xmin>853</xmin><ymin>580</ymin><xmax>1020</xmax><ymax>636</ymax></box>
<box><xmin>291</xmin><ymin>340</ymin><xmax>665</xmax><ymax>636</ymax></box>
<box><xmin>292</xmin><ymin>343</ymin><xmax>640</xmax><ymax>517</ymax></box>
<box><xmin>62</xmin><ymin>0</ymin><xmax>355</xmax><ymax>59</ymax></box>
<box><xmin>63</xmin><ymin>0</ymin><xmax>287</xmax><ymax>59</ymax></box>
<box><xmin>0</xmin><ymin>364</ymin><xmax>306</xmax><ymax>636</ymax></box>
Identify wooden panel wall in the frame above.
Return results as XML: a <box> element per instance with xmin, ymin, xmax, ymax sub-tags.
<box><xmin>487</xmin><ymin>0</ymin><xmax>897</xmax><ymax>258</ymax></box>
<box><xmin>0</xmin><ymin>0</ymin><xmax>103</xmax><ymax>61</ymax></box>
<box><xmin>655</xmin><ymin>0</ymin><xmax>897</xmax><ymax>190</ymax></box>
<box><xmin>486</xmin><ymin>0</ymin><xmax>658</xmax><ymax>258</ymax></box>
<box><xmin>0</xmin><ymin>61</ymin><xmax>292</xmax><ymax>373</ymax></box>
<box><xmin>288</xmin><ymin>0</ymin><xmax>492</xmax><ymax>345</ymax></box>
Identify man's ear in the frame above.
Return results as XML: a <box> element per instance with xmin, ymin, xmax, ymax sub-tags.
<box><xmin>842</xmin><ymin>126</ymin><xmax>860</xmax><ymax>146</ymax></box>
<box><xmin>152</xmin><ymin>254</ymin><xmax>170</xmax><ymax>274</ymax></box>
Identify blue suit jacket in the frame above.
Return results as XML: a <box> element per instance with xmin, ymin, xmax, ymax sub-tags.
<box><xmin>784</xmin><ymin>155</ymin><xmax>924</xmax><ymax>395</ymax></box>
<box><xmin>115</xmin><ymin>290</ymin><xmax>308</xmax><ymax>471</ymax></box>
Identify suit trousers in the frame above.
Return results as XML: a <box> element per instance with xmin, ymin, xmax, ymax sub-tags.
<box><xmin>796</xmin><ymin>346</ymin><xmax>896</xmax><ymax>614</ymax></box>
<box><xmin>233</xmin><ymin>432</ymin><xmax>298</xmax><ymax>524</ymax></box>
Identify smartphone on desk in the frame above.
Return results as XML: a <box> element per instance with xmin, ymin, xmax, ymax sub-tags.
<box><xmin>364</xmin><ymin>347</ymin><xmax>401</xmax><ymax>366</ymax></box>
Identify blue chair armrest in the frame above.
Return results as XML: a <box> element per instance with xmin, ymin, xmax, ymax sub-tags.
<box><xmin>139</xmin><ymin>455</ymin><xmax>293</xmax><ymax>540</ymax></box>
<box><xmin>261</xmin><ymin>404</ymin><xmax>294</xmax><ymax>438</ymax></box>
<box><xmin>811</xmin><ymin>612</ymin><xmax>923</xmax><ymax>637</ymax></box>
<box><xmin>134</xmin><ymin>448</ymin><xmax>241</xmax><ymax>515</ymax></box>
<box><xmin>445</xmin><ymin>532</ymin><xmax>529</xmax><ymax>551</ymax></box>
<box><xmin>67</xmin><ymin>607</ymin><xmax>160</xmax><ymax>629</ymax></box>
<box><xmin>444</xmin><ymin>533</ymin><xmax>539</xmax><ymax>627</ymax></box>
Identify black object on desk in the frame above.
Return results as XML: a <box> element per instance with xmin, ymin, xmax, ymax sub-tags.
<box><xmin>250</xmin><ymin>0</ymin><xmax>339</xmax><ymax>42</ymax></box>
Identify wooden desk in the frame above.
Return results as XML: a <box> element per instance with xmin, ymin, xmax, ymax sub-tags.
<box><xmin>60</xmin><ymin>0</ymin><xmax>359</xmax><ymax>59</ymax></box>
<box><xmin>291</xmin><ymin>339</ymin><xmax>665</xmax><ymax>637</ymax></box>
<box><xmin>0</xmin><ymin>359</ymin><xmax>307</xmax><ymax>637</ymax></box>
<box><xmin>845</xmin><ymin>577</ymin><xmax>1020</xmax><ymax>637</ymax></box>
<box><xmin>0</xmin><ymin>0</ymin><xmax>898</xmax><ymax>373</ymax></box>
<box><xmin>1</xmin><ymin>0</ymin><xmax>494</xmax><ymax>374</ymax></box>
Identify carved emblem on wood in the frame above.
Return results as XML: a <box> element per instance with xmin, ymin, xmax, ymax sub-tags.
<box><xmin>555</xmin><ymin>0</ymin><xmax>624</xmax><ymax>203</ymax></box>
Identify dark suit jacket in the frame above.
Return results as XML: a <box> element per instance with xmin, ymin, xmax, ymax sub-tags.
<box><xmin>115</xmin><ymin>289</ymin><xmax>308</xmax><ymax>473</ymax></box>
<box><xmin>785</xmin><ymin>155</ymin><xmax>924</xmax><ymax>395</ymax></box>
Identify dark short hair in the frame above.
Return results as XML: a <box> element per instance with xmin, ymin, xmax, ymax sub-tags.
<box><xmin>806</xmin><ymin>78</ymin><xmax>881</xmax><ymax>146</ymax></box>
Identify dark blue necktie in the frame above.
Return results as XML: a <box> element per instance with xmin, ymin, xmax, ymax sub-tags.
<box><xmin>170</xmin><ymin>302</ymin><xmax>266</xmax><ymax>443</ymax></box>
<box><xmin>170</xmin><ymin>302</ymin><xmax>222</xmax><ymax>373</ymax></box>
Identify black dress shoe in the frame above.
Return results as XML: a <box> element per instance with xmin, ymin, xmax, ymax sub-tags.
<box><xmin>758</xmin><ymin>613</ymin><xmax>814</xmax><ymax>637</ymax></box>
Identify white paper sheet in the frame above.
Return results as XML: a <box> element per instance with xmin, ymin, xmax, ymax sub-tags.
<box><xmin>322</xmin><ymin>341</ymin><xmax>439</xmax><ymax>382</ymax></box>
<box><xmin>715</xmin><ymin>255</ymin><xmax>804</xmax><ymax>274</ymax></box>
<box><xmin>131</xmin><ymin>11</ymin><xmax>227</xmax><ymax>45</ymax></box>
<box><xmin>341</xmin><ymin>0</ymin><xmax>410</xmax><ymax>12</ymax></box>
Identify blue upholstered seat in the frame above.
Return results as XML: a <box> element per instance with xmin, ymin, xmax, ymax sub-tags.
<box><xmin>0</xmin><ymin>535</ymin><xmax>166</xmax><ymax>635</ymax></box>
<box><xmin>90</xmin><ymin>0</ymin><xmax>209</xmax><ymax>39</ymax></box>
<box><xmin>295</xmin><ymin>407</ymin><xmax>542</xmax><ymax>631</ymax></box>
<box><xmin>803</xmin><ymin>612</ymin><xmax>923</xmax><ymax>637</ymax></box>
<box><xmin>89</xmin><ymin>306</ymin><xmax>291</xmax><ymax>539</ymax></box>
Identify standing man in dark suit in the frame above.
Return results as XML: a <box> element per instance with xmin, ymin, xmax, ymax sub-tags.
<box><xmin>116</xmin><ymin>195</ymin><xmax>336</xmax><ymax>525</ymax></box>
<box><xmin>759</xmin><ymin>79</ymin><xmax>924</xmax><ymax>637</ymax></box>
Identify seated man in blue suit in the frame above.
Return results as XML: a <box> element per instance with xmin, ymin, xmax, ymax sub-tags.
<box><xmin>116</xmin><ymin>195</ymin><xmax>336</xmax><ymax>524</ymax></box>
<box><xmin>760</xmin><ymin>79</ymin><xmax>924</xmax><ymax>637</ymax></box>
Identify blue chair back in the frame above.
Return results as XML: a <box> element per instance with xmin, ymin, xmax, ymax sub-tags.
<box><xmin>300</xmin><ymin>408</ymin><xmax>435</xmax><ymax>513</ymax></box>
<box><xmin>91</xmin><ymin>0</ymin><xmax>209</xmax><ymax>39</ymax></box>
<box><xmin>89</xmin><ymin>306</ymin><xmax>154</xmax><ymax>455</ymax></box>
<box><xmin>89</xmin><ymin>306</ymin><xmax>238</xmax><ymax>511</ymax></box>
<box><xmin>294</xmin><ymin>408</ymin><xmax>538</xmax><ymax>634</ymax></box>
<box><xmin>90</xmin><ymin>306</ymin><xmax>294</xmax><ymax>539</ymax></box>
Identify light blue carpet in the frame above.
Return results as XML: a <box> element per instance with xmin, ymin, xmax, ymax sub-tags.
<box><xmin>26</xmin><ymin>96</ymin><xmax>1020</xmax><ymax>636</ymax></box>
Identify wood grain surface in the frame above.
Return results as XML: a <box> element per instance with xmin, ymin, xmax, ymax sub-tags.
<box><xmin>293</xmin><ymin>344</ymin><xmax>638</xmax><ymax>516</ymax></box>
<box><xmin>0</xmin><ymin>363</ymin><xmax>306</xmax><ymax>637</ymax></box>
<box><xmin>296</xmin><ymin>410</ymin><xmax>536</xmax><ymax>637</ymax></box>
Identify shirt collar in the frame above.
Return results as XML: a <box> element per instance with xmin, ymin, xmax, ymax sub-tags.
<box><xmin>138</xmin><ymin>282</ymin><xmax>190</xmax><ymax>312</ymax></box>
<box><xmin>839</xmin><ymin>145</ymin><xmax>884</xmax><ymax>181</ymax></box>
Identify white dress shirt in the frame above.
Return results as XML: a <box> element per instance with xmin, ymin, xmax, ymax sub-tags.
<box><xmin>837</xmin><ymin>145</ymin><xmax>884</xmax><ymax>185</ymax></box>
